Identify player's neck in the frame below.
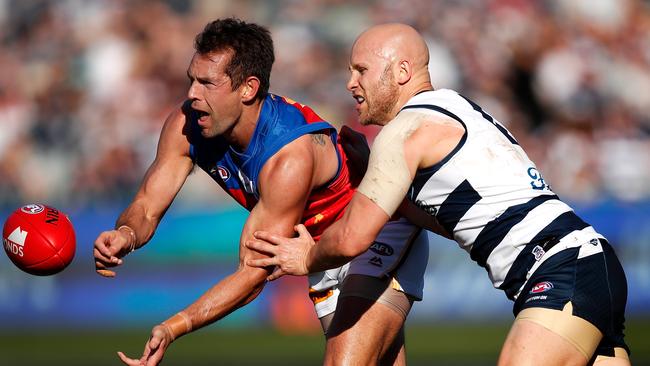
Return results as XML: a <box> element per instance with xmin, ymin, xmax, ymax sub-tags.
<box><xmin>388</xmin><ymin>79</ymin><xmax>433</xmax><ymax>122</ymax></box>
<box><xmin>225</xmin><ymin>98</ymin><xmax>265</xmax><ymax>151</ymax></box>
<box><xmin>404</xmin><ymin>77</ymin><xmax>433</xmax><ymax>103</ymax></box>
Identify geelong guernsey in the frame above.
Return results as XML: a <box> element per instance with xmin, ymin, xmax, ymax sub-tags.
<box><xmin>402</xmin><ymin>89</ymin><xmax>603</xmax><ymax>300</ymax></box>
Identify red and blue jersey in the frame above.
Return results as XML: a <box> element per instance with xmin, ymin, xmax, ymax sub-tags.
<box><xmin>189</xmin><ymin>94</ymin><xmax>355</xmax><ymax>239</ymax></box>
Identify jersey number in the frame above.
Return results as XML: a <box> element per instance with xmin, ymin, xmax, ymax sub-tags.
<box><xmin>462</xmin><ymin>95</ymin><xmax>548</xmax><ymax>190</ymax></box>
<box><xmin>527</xmin><ymin>167</ymin><xmax>549</xmax><ymax>190</ymax></box>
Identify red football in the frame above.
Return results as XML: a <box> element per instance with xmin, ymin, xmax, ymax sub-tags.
<box><xmin>2</xmin><ymin>204</ymin><xmax>76</xmax><ymax>275</ymax></box>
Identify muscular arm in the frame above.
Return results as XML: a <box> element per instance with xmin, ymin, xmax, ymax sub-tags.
<box><xmin>117</xmin><ymin>108</ymin><xmax>194</xmax><ymax>246</ymax></box>
<box><xmin>165</xmin><ymin>134</ymin><xmax>322</xmax><ymax>337</ymax></box>
<box><xmin>305</xmin><ymin>116</ymin><xmax>464</xmax><ymax>271</ymax></box>
<box><xmin>94</xmin><ymin>106</ymin><xmax>194</xmax><ymax>275</ymax></box>
<box><xmin>246</xmin><ymin>114</ymin><xmax>464</xmax><ymax>278</ymax></box>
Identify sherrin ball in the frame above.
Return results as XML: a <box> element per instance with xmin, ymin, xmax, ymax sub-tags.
<box><xmin>3</xmin><ymin>204</ymin><xmax>76</xmax><ymax>275</ymax></box>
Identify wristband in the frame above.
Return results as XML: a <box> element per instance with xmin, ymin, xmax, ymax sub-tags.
<box><xmin>117</xmin><ymin>225</ymin><xmax>137</xmax><ymax>252</ymax></box>
<box><xmin>162</xmin><ymin>311</ymin><xmax>193</xmax><ymax>341</ymax></box>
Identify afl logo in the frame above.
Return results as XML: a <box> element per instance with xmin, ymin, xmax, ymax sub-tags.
<box><xmin>530</xmin><ymin>281</ymin><xmax>554</xmax><ymax>294</ymax></box>
<box><xmin>217</xmin><ymin>166</ymin><xmax>230</xmax><ymax>181</ymax></box>
<box><xmin>370</xmin><ymin>242</ymin><xmax>394</xmax><ymax>256</ymax></box>
<box><xmin>21</xmin><ymin>204</ymin><xmax>44</xmax><ymax>214</ymax></box>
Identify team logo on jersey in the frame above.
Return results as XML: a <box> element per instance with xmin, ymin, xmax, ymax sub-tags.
<box><xmin>21</xmin><ymin>204</ymin><xmax>44</xmax><ymax>214</ymax></box>
<box><xmin>368</xmin><ymin>256</ymin><xmax>383</xmax><ymax>267</ymax></box>
<box><xmin>530</xmin><ymin>281</ymin><xmax>553</xmax><ymax>294</ymax></box>
<box><xmin>4</xmin><ymin>226</ymin><xmax>27</xmax><ymax>257</ymax></box>
<box><xmin>370</xmin><ymin>242</ymin><xmax>394</xmax><ymax>256</ymax></box>
<box><xmin>532</xmin><ymin>245</ymin><xmax>545</xmax><ymax>261</ymax></box>
<box><xmin>211</xmin><ymin>166</ymin><xmax>230</xmax><ymax>181</ymax></box>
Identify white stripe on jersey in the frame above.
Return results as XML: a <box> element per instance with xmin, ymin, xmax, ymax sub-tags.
<box><xmin>485</xmin><ymin>200</ymin><xmax>573</xmax><ymax>287</ymax></box>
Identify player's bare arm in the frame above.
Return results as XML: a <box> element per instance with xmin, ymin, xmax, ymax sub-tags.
<box><xmin>395</xmin><ymin>115</ymin><xmax>464</xmax><ymax>238</ymax></box>
<box><xmin>94</xmin><ymin>106</ymin><xmax>194</xmax><ymax>277</ymax></box>
<box><xmin>309</xmin><ymin>116</ymin><xmax>464</xmax><ymax>266</ymax></box>
<box><xmin>117</xmin><ymin>133</ymin><xmax>334</xmax><ymax>366</ymax></box>
<box><xmin>247</xmin><ymin>114</ymin><xmax>464</xmax><ymax>278</ymax></box>
<box><xmin>340</xmin><ymin>123</ymin><xmax>452</xmax><ymax>238</ymax></box>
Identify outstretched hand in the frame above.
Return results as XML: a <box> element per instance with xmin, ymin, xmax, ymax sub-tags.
<box><xmin>245</xmin><ymin>224</ymin><xmax>316</xmax><ymax>281</ymax></box>
<box><xmin>117</xmin><ymin>324</ymin><xmax>173</xmax><ymax>366</ymax></box>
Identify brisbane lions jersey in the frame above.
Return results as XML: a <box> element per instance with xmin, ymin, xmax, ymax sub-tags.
<box><xmin>189</xmin><ymin>94</ymin><xmax>354</xmax><ymax>240</ymax></box>
<box><xmin>401</xmin><ymin>89</ymin><xmax>604</xmax><ymax>300</ymax></box>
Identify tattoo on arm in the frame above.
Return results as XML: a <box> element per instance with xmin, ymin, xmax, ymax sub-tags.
<box><xmin>311</xmin><ymin>134</ymin><xmax>326</xmax><ymax>146</ymax></box>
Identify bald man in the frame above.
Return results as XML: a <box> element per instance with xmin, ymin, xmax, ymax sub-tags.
<box><xmin>247</xmin><ymin>23</ymin><xmax>631</xmax><ymax>366</ymax></box>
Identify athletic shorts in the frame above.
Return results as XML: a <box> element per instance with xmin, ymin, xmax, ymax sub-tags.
<box><xmin>308</xmin><ymin>217</ymin><xmax>429</xmax><ymax>318</ymax></box>
<box><xmin>514</xmin><ymin>238</ymin><xmax>630</xmax><ymax>356</ymax></box>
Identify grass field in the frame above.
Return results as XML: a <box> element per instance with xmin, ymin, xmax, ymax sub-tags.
<box><xmin>2</xmin><ymin>320</ymin><xmax>648</xmax><ymax>365</ymax></box>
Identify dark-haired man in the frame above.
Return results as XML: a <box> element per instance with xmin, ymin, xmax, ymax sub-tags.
<box><xmin>93</xmin><ymin>18</ymin><xmax>428</xmax><ymax>366</ymax></box>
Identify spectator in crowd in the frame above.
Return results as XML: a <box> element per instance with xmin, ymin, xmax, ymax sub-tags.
<box><xmin>1</xmin><ymin>0</ymin><xmax>648</xmax><ymax>210</ymax></box>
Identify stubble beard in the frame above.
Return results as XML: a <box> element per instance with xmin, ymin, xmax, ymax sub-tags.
<box><xmin>360</xmin><ymin>68</ymin><xmax>399</xmax><ymax>126</ymax></box>
<box><xmin>201</xmin><ymin>122</ymin><xmax>220</xmax><ymax>138</ymax></box>
<box><xmin>200</xmin><ymin>113</ymin><xmax>233</xmax><ymax>139</ymax></box>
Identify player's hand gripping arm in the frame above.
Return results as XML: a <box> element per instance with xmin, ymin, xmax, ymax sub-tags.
<box><xmin>303</xmin><ymin>120</ymin><xmax>459</xmax><ymax>268</ymax></box>
<box><xmin>94</xmin><ymin>107</ymin><xmax>194</xmax><ymax>277</ymax></box>
<box><xmin>246</xmin><ymin>190</ymin><xmax>390</xmax><ymax>280</ymax></box>
<box><xmin>117</xmin><ymin>137</ymin><xmax>319</xmax><ymax>366</ymax></box>
<box><xmin>247</xmin><ymin>116</ymin><xmax>462</xmax><ymax>279</ymax></box>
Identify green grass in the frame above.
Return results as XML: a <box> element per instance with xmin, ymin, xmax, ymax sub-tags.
<box><xmin>1</xmin><ymin>320</ymin><xmax>648</xmax><ymax>365</ymax></box>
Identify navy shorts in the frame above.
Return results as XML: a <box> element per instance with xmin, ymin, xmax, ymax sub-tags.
<box><xmin>513</xmin><ymin>239</ymin><xmax>629</xmax><ymax>357</ymax></box>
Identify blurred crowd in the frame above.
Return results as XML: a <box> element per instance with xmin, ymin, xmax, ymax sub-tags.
<box><xmin>0</xmin><ymin>0</ymin><xmax>649</xmax><ymax>211</ymax></box>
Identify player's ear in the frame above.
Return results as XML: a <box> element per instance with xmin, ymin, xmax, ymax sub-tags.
<box><xmin>396</xmin><ymin>60</ymin><xmax>411</xmax><ymax>85</ymax></box>
<box><xmin>241</xmin><ymin>76</ymin><xmax>260</xmax><ymax>102</ymax></box>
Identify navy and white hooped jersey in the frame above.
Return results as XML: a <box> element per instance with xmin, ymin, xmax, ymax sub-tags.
<box><xmin>402</xmin><ymin>89</ymin><xmax>604</xmax><ymax>300</ymax></box>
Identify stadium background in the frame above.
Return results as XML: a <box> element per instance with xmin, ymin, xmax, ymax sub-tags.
<box><xmin>0</xmin><ymin>0</ymin><xmax>649</xmax><ymax>365</ymax></box>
